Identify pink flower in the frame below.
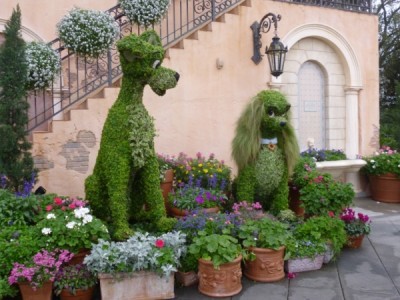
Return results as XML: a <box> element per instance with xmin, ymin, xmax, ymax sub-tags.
<box><xmin>328</xmin><ymin>211</ymin><xmax>335</xmax><ymax>218</ymax></box>
<box><xmin>287</xmin><ymin>272</ymin><xmax>297</xmax><ymax>279</ymax></box>
<box><xmin>46</xmin><ymin>205</ymin><xmax>53</xmax><ymax>212</ymax></box>
<box><xmin>69</xmin><ymin>203</ymin><xmax>76</xmax><ymax>210</ymax></box>
<box><xmin>54</xmin><ymin>198</ymin><xmax>63</xmax><ymax>205</ymax></box>
<box><xmin>155</xmin><ymin>239</ymin><xmax>165</xmax><ymax>248</ymax></box>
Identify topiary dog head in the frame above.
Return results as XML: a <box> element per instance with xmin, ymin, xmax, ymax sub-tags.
<box><xmin>232</xmin><ymin>90</ymin><xmax>299</xmax><ymax>173</ymax></box>
<box><xmin>117</xmin><ymin>30</ymin><xmax>179</xmax><ymax>95</ymax></box>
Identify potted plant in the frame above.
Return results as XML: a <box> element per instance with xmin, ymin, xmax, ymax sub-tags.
<box><xmin>8</xmin><ymin>249</ymin><xmax>73</xmax><ymax>300</ymax></box>
<box><xmin>25</xmin><ymin>41</ymin><xmax>60</xmax><ymax>90</ymax></box>
<box><xmin>232</xmin><ymin>201</ymin><xmax>265</xmax><ymax>222</ymax></box>
<box><xmin>300</xmin><ymin>148</ymin><xmax>347</xmax><ymax>161</ymax></box>
<box><xmin>295</xmin><ymin>215</ymin><xmax>347</xmax><ymax>263</ymax></box>
<box><xmin>290</xmin><ymin>157</ymin><xmax>355</xmax><ymax>217</ymax></box>
<box><xmin>189</xmin><ymin>229</ymin><xmax>245</xmax><ymax>297</ymax></box>
<box><xmin>54</xmin><ymin>263</ymin><xmax>97</xmax><ymax>300</ymax></box>
<box><xmin>35</xmin><ymin>197</ymin><xmax>110</xmax><ymax>260</ymax></box>
<box><xmin>57</xmin><ymin>8</ymin><xmax>119</xmax><ymax>57</ymax></box>
<box><xmin>173</xmin><ymin>152</ymin><xmax>231</xmax><ymax>191</ymax></box>
<box><xmin>238</xmin><ymin>217</ymin><xmax>290</xmax><ymax>282</ymax></box>
<box><xmin>284</xmin><ymin>217</ymin><xmax>327</xmax><ymax>273</ymax></box>
<box><xmin>84</xmin><ymin>231</ymin><xmax>186</xmax><ymax>299</ymax></box>
<box><xmin>362</xmin><ymin>146</ymin><xmax>400</xmax><ymax>202</ymax></box>
<box><xmin>340</xmin><ymin>208</ymin><xmax>371</xmax><ymax>248</ymax></box>
<box><xmin>168</xmin><ymin>175</ymin><xmax>228</xmax><ymax>217</ymax></box>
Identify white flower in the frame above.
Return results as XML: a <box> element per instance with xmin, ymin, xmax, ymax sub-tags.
<box><xmin>66</xmin><ymin>221</ymin><xmax>77</xmax><ymax>229</ymax></box>
<box><xmin>370</xmin><ymin>160</ymin><xmax>375</xmax><ymax>163</ymax></box>
<box><xmin>120</xmin><ymin>0</ymin><xmax>170</xmax><ymax>27</ymax></box>
<box><xmin>46</xmin><ymin>213</ymin><xmax>56</xmax><ymax>219</ymax></box>
<box><xmin>82</xmin><ymin>214</ymin><xmax>93</xmax><ymax>224</ymax></box>
<box><xmin>74</xmin><ymin>207</ymin><xmax>90</xmax><ymax>219</ymax></box>
<box><xmin>42</xmin><ymin>228</ymin><xmax>52</xmax><ymax>235</ymax></box>
<box><xmin>372</xmin><ymin>166</ymin><xmax>376</xmax><ymax>169</ymax></box>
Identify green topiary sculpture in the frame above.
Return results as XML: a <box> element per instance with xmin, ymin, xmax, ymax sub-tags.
<box><xmin>85</xmin><ymin>31</ymin><xmax>179</xmax><ymax>240</ymax></box>
<box><xmin>232</xmin><ymin>90</ymin><xmax>299</xmax><ymax>214</ymax></box>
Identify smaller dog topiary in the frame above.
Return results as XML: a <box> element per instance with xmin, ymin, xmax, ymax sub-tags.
<box><xmin>232</xmin><ymin>90</ymin><xmax>299</xmax><ymax>214</ymax></box>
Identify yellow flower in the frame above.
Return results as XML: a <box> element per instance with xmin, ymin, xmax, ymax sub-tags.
<box><xmin>218</xmin><ymin>168</ymin><xmax>222</xmax><ymax>172</ymax></box>
<box><xmin>204</xmin><ymin>169</ymin><xmax>209</xmax><ymax>173</ymax></box>
<box><xmin>198</xmin><ymin>164</ymin><xmax>203</xmax><ymax>167</ymax></box>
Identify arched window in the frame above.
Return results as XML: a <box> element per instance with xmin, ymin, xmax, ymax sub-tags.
<box><xmin>298</xmin><ymin>61</ymin><xmax>326</xmax><ymax>151</ymax></box>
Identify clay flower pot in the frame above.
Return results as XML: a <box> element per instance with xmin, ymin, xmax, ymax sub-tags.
<box><xmin>198</xmin><ymin>255</ymin><xmax>242</xmax><ymax>297</ymax></box>
<box><xmin>18</xmin><ymin>281</ymin><xmax>53</xmax><ymax>300</ymax></box>
<box><xmin>369</xmin><ymin>174</ymin><xmax>400</xmax><ymax>203</ymax></box>
<box><xmin>59</xmin><ymin>287</ymin><xmax>94</xmax><ymax>300</ymax></box>
<box><xmin>243</xmin><ymin>246</ymin><xmax>285</xmax><ymax>282</ymax></box>
<box><xmin>346</xmin><ymin>235</ymin><xmax>365</xmax><ymax>249</ymax></box>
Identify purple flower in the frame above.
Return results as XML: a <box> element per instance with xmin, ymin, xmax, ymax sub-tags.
<box><xmin>195</xmin><ymin>195</ymin><xmax>204</xmax><ymax>205</ymax></box>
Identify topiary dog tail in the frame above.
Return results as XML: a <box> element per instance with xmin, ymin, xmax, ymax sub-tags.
<box><xmin>282</xmin><ymin>120</ymin><xmax>300</xmax><ymax>176</ymax></box>
<box><xmin>232</xmin><ymin>95</ymin><xmax>265</xmax><ymax>171</ymax></box>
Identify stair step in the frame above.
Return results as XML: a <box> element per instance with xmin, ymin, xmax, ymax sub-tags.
<box><xmin>215</xmin><ymin>14</ymin><xmax>226</xmax><ymax>23</ymax></box>
<box><xmin>187</xmin><ymin>31</ymin><xmax>199</xmax><ymax>40</ymax></box>
<box><xmin>227</xmin><ymin>6</ymin><xmax>240</xmax><ymax>15</ymax></box>
<box><xmin>172</xmin><ymin>40</ymin><xmax>184</xmax><ymax>49</ymax></box>
<box><xmin>200</xmin><ymin>23</ymin><xmax>213</xmax><ymax>32</ymax></box>
<box><xmin>241</xmin><ymin>0</ymin><xmax>252</xmax><ymax>7</ymax></box>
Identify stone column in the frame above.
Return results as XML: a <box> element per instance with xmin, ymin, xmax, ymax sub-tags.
<box><xmin>344</xmin><ymin>87</ymin><xmax>362</xmax><ymax>159</ymax></box>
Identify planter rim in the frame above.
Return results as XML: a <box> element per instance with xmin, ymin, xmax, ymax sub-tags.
<box><xmin>248</xmin><ymin>246</ymin><xmax>285</xmax><ymax>253</ymax></box>
<box><xmin>98</xmin><ymin>270</ymin><xmax>172</xmax><ymax>279</ymax></box>
<box><xmin>198</xmin><ymin>255</ymin><xmax>242</xmax><ymax>267</ymax></box>
<box><xmin>368</xmin><ymin>173</ymin><xmax>400</xmax><ymax>178</ymax></box>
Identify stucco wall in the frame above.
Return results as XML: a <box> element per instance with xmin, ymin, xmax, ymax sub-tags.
<box><xmin>1</xmin><ymin>0</ymin><xmax>379</xmax><ymax>197</ymax></box>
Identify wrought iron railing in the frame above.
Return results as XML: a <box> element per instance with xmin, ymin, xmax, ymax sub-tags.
<box><xmin>27</xmin><ymin>0</ymin><xmax>246</xmax><ymax>132</ymax></box>
<box><xmin>274</xmin><ymin>0</ymin><xmax>373</xmax><ymax>13</ymax></box>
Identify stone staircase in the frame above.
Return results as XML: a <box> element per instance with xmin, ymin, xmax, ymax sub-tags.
<box><xmin>32</xmin><ymin>0</ymin><xmax>252</xmax><ymax>197</ymax></box>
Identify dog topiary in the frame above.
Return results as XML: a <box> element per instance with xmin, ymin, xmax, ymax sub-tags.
<box><xmin>232</xmin><ymin>90</ymin><xmax>299</xmax><ymax>214</ymax></box>
<box><xmin>85</xmin><ymin>30</ymin><xmax>180</xmax><ymax>240</ymax></box>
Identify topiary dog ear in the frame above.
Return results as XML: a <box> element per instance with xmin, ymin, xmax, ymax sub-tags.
<box><xmin>122</xmin><ymin>50</ymin><xmax>136</xmax><ymax>62</ymax></box>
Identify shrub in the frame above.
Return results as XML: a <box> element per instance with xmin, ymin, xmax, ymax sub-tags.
<box><xmin>120</xmin><ymin>0</ymin><xmax>170</xmax><ymax>28</ymax></box>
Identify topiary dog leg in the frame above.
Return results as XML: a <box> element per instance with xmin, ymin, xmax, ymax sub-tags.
<box><xmin>236</xmin><ymin>165</ymin><xmax>256</xmax><ymax>202</ymax></box>
<box><xmin>85</xmin><ymin>173</ymin><xmax>109</xmax><ymax>221</ymax></box>
<box><xmin>270</xmin><ymin>170</ymin><xmax>289</xmax><ymax>214</ymax></box>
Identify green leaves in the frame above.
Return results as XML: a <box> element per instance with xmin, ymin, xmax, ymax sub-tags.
<box><xmin>189</xmin><ymin>232</ymin><xmax>242</xmax><ymax>269</ymax></box>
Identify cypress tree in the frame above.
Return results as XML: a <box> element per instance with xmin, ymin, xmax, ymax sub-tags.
<box><xmin>0</xmin><ymin>5</ymin><xmax>35</xmax><ymax>192</ymax></box>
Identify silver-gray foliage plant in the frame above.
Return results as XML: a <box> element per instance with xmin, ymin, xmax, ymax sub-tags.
<box><xmin>84</xmin><ymin>231</ymin><xmax>186</xmax><ymax>278</ymax></box>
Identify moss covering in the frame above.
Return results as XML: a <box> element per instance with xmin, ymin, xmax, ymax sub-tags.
<box><xmin>85</xmin><ymin>30</ymin><xmax>179</xmax><ymax>240</ymax></box>
<box><xmin>232</xmin><ymin>90</ymin><xmax>299</xmax><ymax>214</ymax></box>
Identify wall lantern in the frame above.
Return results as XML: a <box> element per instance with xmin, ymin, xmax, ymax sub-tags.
<box><xmin>250</xmin><ymin>13</ymin><xmax>288</xmax><ymax>78</ymax></box>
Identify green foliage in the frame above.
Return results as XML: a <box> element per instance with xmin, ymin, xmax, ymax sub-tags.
<box><xmin>189</xmin><ymin>230</ymin><xmax>243</xmax><ymax>269</ymax></box>
<box><xmin>54</xmin><ymin>264</ymin><xmax>98</xmax><ymax>296</ymax></box>
<box><xmin>238</xmin><ymin>217</ymin><xmax>290</xmax><ymax>250</ymax></box>
<box><xmin>380</xmin><ymin>83</ymin><xmax>400</xmax><ymax>149</ymax></box>
<box><xmin>178</xmin><ymin>251</ymin><xmax>198</xmax><ymax>273</ymax></box>
<box><xmin>0</xmin><ymin>225</ymin><xmax>45</xmax><ymax>278</ymax></box>
<box><xmin>284</xmin><ymin>218</ymin><xmax>327</xmax><ymax>259</ymax></box>
<box><xmin>0</xmin><ymin>5</ymin><xmax>36</xmax><ymax>192</ymax></box>
<box><xmin>0</xmin><ymin>189</ymin><xmax>41</xmax><ymax>226</ymax></box>
<box><xmin>291</xmin><ymin>157</ymin><xmax>354</xmax><ymax>216</ymax></box>
<box><xmin>254</xmin><ymin>148</ymin><xmax>284</xmax><ymax>197</ymax></box>
<box><xmin>362</xmin><ymin>146</ymin><xmax>400</xmax><ymax>177</ymax></box>
<box><xmin>0</xmin><ymin>276</ymin><xmax>18</xmax><ymax>298</ymax></box>
<box><xmin>295</xmin><ymin>216</ymin><xmax>346</xmax><ymax>259</ymax></box>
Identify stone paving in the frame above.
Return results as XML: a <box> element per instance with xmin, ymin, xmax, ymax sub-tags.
<box><xmin>174</xmin><ymin>198</ymin><xmax>400</xmax><ymax>300</ymax></box>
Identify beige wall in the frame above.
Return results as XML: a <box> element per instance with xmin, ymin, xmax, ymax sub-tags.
<box><xmin>1</xmin><ymin>0</ymin><xmax>379</xmax><ymax>197</ymax></box>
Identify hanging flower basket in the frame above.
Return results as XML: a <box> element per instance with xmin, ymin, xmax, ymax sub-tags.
<box><xmin>57</xmin><ymin>8</ymin><xmax>119</xmax><ymax>57</ymax></box>
<box><xmin>120</xmin><ymin>0</ymin><xmax>171</xmax><ymax>28</ymax></box>
<box><xmin>25</xmin><ymin>41</ymin><xmax>60</xmax><ymax>90</ymax></box>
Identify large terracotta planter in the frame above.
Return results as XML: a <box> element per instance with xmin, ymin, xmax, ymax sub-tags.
<box><xmin>346</xmin><ymin>235</ymin><xmax>364</xmax><ymax>249</ymax></box>
<box><xmin>243</xmin><ymin>246</ymin><xmax>285</xmax><ymax>282</ymax></box>
<box><xmin>99</xmin><ymin>271</ymin><xmax>174</xmax><ymax>300</ymax></box>
<box><xmin>369</xmin><ymin>174</ymin><xmax>400</xmax><ymax>203</ymax></box>
<box><xmin>286</xmin><ymin>255</ymin><xmax>324</xmax><ymax>273</ymax></box>
<box><xmin>198</xmin><ymin>256</ymin><xmax>242</xmax><ymax>297</ymax></box>
<box><xmin>18</xmin><ymin>281</ymin><xmax>53</xmax><ymax>300</ymax></box>
<box><xmin>59</xmin><ymin>287</ymin><xmax>94</xmax><ymax>300</ymax></box>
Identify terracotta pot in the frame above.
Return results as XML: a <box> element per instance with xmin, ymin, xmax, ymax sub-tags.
<box><xmin>346</xmin><ymin>235</ymin><xmax>364</xmax><ymax>249</ymax></box>
<box><xmin>288</xmin><ymin>184</ymin><xmax>304</xmax><ymax>217</ymax></box>
<box><xmin>168</xmin><ymin>206</ymin><xmax>220</xmax><ymax>218</ymax></box>
<box><xmin>243</xmin><ymin>246</ymin><xmax>285</xmax><ymax>282</ymax></box>
<box><xmin>175</xmin><ymin>270</ymin><xmax>199</xmax><ymax>287</ymax></box>
<box><xmin>369</xmin><ymin>174</ymin><xmax>400</xmax><ymax>203</ymax></box>
<box><xmin>99</xmin><ymin>271</ymin><xmax>174</xmax><ymax>300</ymax></box>
<box><xmin>160</xmin><ymin>169</ymin><xmax>174</xmax><ymax>202</ymax></box>
<box><xmin>198</xmin><ymin>255</ymin><xmax>242</xmax><ymax>297</ymax></box>
<box><xmin>286</xmin><ymin>255</ymin><xmax>324</xmax><ymax>273</ymax></box>
<box><xmin>18</xmin><ymin>281</ymin><xmax>53</xmax><ymax>300</ymax></box>
<box><xmin>68</xmin><ymin>249</ymin><xmax>91</xmax><ymax>265</ymax></box>
<box><xmin>59</xmin><ymin>287</ymin><xmax>94</xmax><ymax>300</ymax></box>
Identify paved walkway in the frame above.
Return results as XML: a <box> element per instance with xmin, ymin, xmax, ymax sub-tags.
<box><xmin>174</xmin><ymin>198</ymin><xmax>400</xmax><ymax>300</ymax></box>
